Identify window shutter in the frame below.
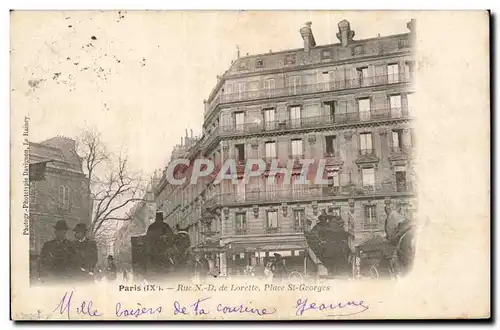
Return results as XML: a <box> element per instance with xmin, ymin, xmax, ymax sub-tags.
<box><xmin>368</xmin><ymin>65</ymin><xmax>376</xmax><ymax>80</ymax></box>
<box><xmin>350</xmin><ymin>68</ymin><xmax>359</xmax><ymax>88</ymax></box>
<box><xmin>334</xmin><ymin>68</ymin><xmax>345</xmax><ymax>89</ymax></box>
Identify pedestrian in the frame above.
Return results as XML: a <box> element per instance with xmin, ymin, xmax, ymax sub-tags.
<box><xmin>106</xmin><ymin>255</ymin><xmax>117</xmax><ymax>281</ymax></box>
<box><xmin>38</xmin><ymin>220</ymin><xmax>76</xmax><ymax>284</ymax></box>
<box><xmin>72</xmin><ymin>223</ymin><xmax>98</xmax><ymax>283</ymax></box>
<box><xmin>272</xmin><ymin>253</ymin><xmax>287</xmax><ymax>283</ymax></box>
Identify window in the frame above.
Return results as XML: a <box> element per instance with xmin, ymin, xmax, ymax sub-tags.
<box><xmin>236</xmin><ymin>82</ymin><xmax>246</xmax><ymax>100</ymax></box>
<box><xmin>390</xmin><ymin>95</ymin><xmax>402</xmax><ymax>118</ymax></box>
<box><xmin>285</xmin><ymin>55</ymin><xmax>296</xmax><ymax>65</ymax></box>
<box><xmin>359</xmin><ymin>133</ymin><xmax>373</xmax><ymax>155</ymax></box>
<box><xmin>336</xmin><ymin>101</ymin><xmax>348</xmax><ymax>123</ymax></box>
<box><xmin>263</xmin><ymin>108</ymin><xmax>275</xmax><ymax>130</ymax></box>
<box><xmin>234</xmin><ymin>112</ymin><xmax>245</xmax><ymax>131</ymax></box>
<box><xmin>235</xmin><ymin>212</ymin><xmax>247</xmax><ymax>234</ymax></box>
<box><xmin>293</xmin><ymin>209</ymin><xmax>305</xmax><ymax>231</ymax></box>
<box><xmin>327</xmin><ymin>171</ymin><xmax>340</xmax><ymax>195</ymax></box>
<box><xmin>321</xmin><ymin>71</ymin><xmax>331</xmax><ymax>91</ymax></box>
<box><xmin>264</xmin><ymin>79</ymin><xmax>275</xmax><ymax>97</ymax></box>
<box><xmin>353</xmin><ymin>45</ymin><xmax>363</xmax><ymax>55</ymax></box>
<box><xmin>392</xmin><ymin>129</ymin><xmax>403</xmax><ymax>152</ymax></box>
<box><xmin>388</xmin><ymin>64</ymin><xmax>399</xmax><ymax>84</ymax></box>
<box><xmin>235</xmin><ymin>144</ymin><xmax>245</xmax><ymax>163</ymax></box>
<box><xmin>364</xmin><ymin>204</ymin><xmax>378</xmax><ymax>228</ymax></box>
<box><xmin>288</xmin><ymin>76</ymin><xmax>301</xmax><ymax>95</ymax></box>
<box><xmin>265</xmin><ymin>141</ymin><xmax>276</xmax><ymax>158</ymax></box>
<box><xmin>267</xmin><ymin>210</ymin><xmax>278</xmax><ymax>229</ymax></box>
<box><xmin>255</xmin><ymin>59</ymin><xmax>264</xmax><ymax>68</ymax></box>
<box><xmin>238</xmin><ymin>60</ymin><xmax>248</xmax><ymax>70</ymax></box>
<box><xmin>321</xmin><ymin>50</ymin><xmax>332</xmax><ymax>59</ymax></box>
<box><xmin>395</xmin><ymin>166</ymin><xmax>407</xmax><ymax>192</ymax></box>
<box><xmin>325</xmin><ymin>135</ymin><xmax>336</xmax><ymax>156</ymax></box>
<box><xmin>358</xmin><ymin>98</ymin><xmax>371</xmax><ymax>121</ymax></box>
<box><xmin>289</xmin><ymin>106</ymin><xmax>301</xmax><ymax>127</ymax></box>
<box><xmin>406</xmin><ymin>93</ymin><xmax>414</xmax><ymax>115</ymax></box>
<box><xmin>357</xmin><ymin>67</ymin><xmax>369</xmax><ymax>87</ymax></box>
<box><xmin>399</xmin><ymin>38</ymin><xmax>410</xmax><ymax>49</ymax></box>
<box><xmin>405</xmin><ymin>61</ymin><xmax>415</xmax><ymax>81</ymax></box>
<box><xmin>362</xmin><ymin>168</ymin><xmax>375</xmax><ymax>188</ymax></box>
<box><xmin>59</xmin><ymin>185</ymin><xmax>70</xmax><ymax>209</ymax></box>
<box><xmin>291</xmin><ymin>139</ymin><xmax>303</xmax><ymax>158</ymax></box>
<box><xmin>325</xmin><ymin>102</ymin><xmax>335</xmax><ymax>121</ymax></box>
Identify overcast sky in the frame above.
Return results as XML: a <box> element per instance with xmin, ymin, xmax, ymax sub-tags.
<box><xmin>11</xmin><ymin>11</ymin><xmax>413</xmax><ymax>176</ymax></box>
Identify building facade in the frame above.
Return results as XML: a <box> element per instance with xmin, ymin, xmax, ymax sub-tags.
<box><xmin>155</xmin><ymin>19</ymin><xmax>417</xmax><ymax>276</ymax></box>
<box><xmin>29</xmin><ymin>136</ymin><xmax>91</xmax><ymax>279</ymax></box>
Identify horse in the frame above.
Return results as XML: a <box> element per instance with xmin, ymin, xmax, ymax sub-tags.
<box><xmin>389</xmin><ymin>221</ymin><xmax>417</xmax><ymax>279</ymax></box>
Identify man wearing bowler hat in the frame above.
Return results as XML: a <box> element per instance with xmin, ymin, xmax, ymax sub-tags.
<box><xmin>38</xmin><ymin>220</ymin><xmax>76</xmax><ymax>283</ymax></box>
<box><xmin>73</xmin><ymin>222</ymin><xmax>98</xmax><ymax>282</ymax></box>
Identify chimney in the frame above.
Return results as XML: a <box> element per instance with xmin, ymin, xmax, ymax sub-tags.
<box><xmin>181</xmin><ymin>137</ymin><xmax>183</xmax><ymax>146</ymax></box>
<box><xmin>300</xmin><ymin>22</ymin><xmax>316</xmax><ymax>52</ymax></box>
<box><xmin>190</xmin><ymin>129</ymin><xmax>193</xmax><ymax>138</ymax></box>
<box><xmin>407</xmin><ymin>19</ymin><xmax>416</xmax><ymax>44</ymax></box>
<box><xmin>236</xmin><ymin>45</ymin><xmax>240</xmax><ymax>58</ymax></box>
<box><xmin>336</xmin><ymin>20</ymin><xmax>355</xmax><ymax>47</ymax></box>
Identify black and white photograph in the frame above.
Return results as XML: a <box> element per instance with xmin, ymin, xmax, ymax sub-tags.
<box><xmin>10</xmin><ymin>10</ymin><xmax>489</xmax><ymax>320</ymax></box>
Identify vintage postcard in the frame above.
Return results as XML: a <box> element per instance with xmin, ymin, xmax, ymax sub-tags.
<box><xmin>10</xmin><ymin>10</ymin><xmax>490</xmax><ymax>320</ymax></box>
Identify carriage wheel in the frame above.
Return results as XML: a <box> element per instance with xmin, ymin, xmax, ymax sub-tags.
<box><xmin>369</xmin><ymin>266</ymin><xmax>379</xmax><ymax>279</ymax></box>
<box><xmin>288</xmin><ymin>271</ymin><xmax>304</xmax><ymax>283</ymax></box>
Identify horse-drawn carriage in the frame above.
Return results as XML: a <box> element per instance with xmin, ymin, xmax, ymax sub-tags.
<box><xmin>131</xmin><ymin>223</ymin><xmax>200</xmax><ymax>281</ymax></box>
<box><xmin>304</xmin><ymin>210</ymin><xmax>416</xmax><ymax>280</ymax></box>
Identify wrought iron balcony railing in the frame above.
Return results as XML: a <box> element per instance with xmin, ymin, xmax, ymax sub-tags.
<box><xmin>203</xmin><ymin>183</ymin><xmax>415</xmax><ymax>208</ymax></box>
<box><xmin>390</xmin><ymin>146</ymin><xmax>412</xmax><ymax>156</ymax></box>
<box><xmin>358</xmin><ymin>148</ymin><xmax>376</xmax><ymax>156</ymax></box>
<box><xmin>206</xmin><ymin>73</ymin><xmax>413</xmax><ymax>117</ymax></box>
<box><xmin>206</xmin><ymin>107</ymin><xmax>410</xmax><ymax>145</ymax></box>
<box><xmin>229</xmin><ymin>226</ymin><xmax>305</xmax><ymax>236</ymax></box>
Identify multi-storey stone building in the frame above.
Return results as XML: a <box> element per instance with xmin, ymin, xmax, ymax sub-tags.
<box><xmin>155</xmin><ymin>19</ymin><xmax>417</xmax><ymax>276</ymax></box>
<box><xmin>29</xmin><ymin>136</ymin><xmax>91</xmax><ymax>280</ymax></box>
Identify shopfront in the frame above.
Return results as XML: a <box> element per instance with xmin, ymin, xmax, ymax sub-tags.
<box><xmin>225</xmin><ymin>241</ymin><xmax>308</xmax><ymax>276</ymax></box>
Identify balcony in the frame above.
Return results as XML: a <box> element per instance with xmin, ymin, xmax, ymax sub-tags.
<box><xmin>358</xmin><ymin>148</ymin><xmax>376</xmax><ymax>157</ymax></box>
<box><xmin>356</xmin><ymin>148</ymin><xmax>379</xmax><ymax>165</ymax></box>
<box><xmin>203</xmin><ymin>184</ymin><xmax>414</xmax><ymax>209</ymax></box>
<box><xmin>210</xmin><ymin>107</ymin><xmax>410</xmax><ymax>143</ymax></box>
<box><xmin>389</xmin><ymin>146</ymin><xmax>413</xmax><ymax>160</ymax></box>
<box><xmin>293</xmin><ymin>224</ymin><xmax>306</xmax><ymax>233</ymax></box>
<box><xmin>205</xmin><ymin>73</ymin><xmax>413</xmax><ymax>118</ymax></box>
<box><xmin>230</xmin><ymin>226</ymin><xmax>304</xmax><ymax>236</ymax></box>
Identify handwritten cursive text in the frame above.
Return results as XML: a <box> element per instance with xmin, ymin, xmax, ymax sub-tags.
<box><xmin>295</xmin><ymin>298</ymin><xmax>369</xmax><ymax>317</ymax></box>
<box><xmin>53</xmin><ymin>291</ymin><xmax>102</xmax><ymax>320</ymax></box>
<box><xmin>115</xmin><ymin>302</ymin><xmax>163</xmax><ymax>318</ymax></box>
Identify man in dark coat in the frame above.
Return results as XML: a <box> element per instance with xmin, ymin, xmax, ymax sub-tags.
<box><xmin>106</xmin><ymin>255</ymin><xmax>117</xmax><ymax>281</ymax></box>
<box><xmin>145</xmin><ymin>211</ymin><xmax>175</xmax><ymax>278</ymax></box>
<box><xmin>38</xmin><ymin>220</ymin><xmax>76</xmax><ymax>284</ymax></box>
<box><xmin>272</xmin><ymin>253</ymin><xmax>287</xmax><ymax>282</ymax></box>
<box><xmin>72</xmin><ymin>222</ymin><xmax>98</xmax><ymax>283</ymax></box>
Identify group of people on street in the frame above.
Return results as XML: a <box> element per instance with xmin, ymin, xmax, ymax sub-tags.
<box><xmin>37</xmin><ymin>220</ymin><xmax>116</xmax><ymax>284</ymax></box>
<box><xmin>240</xmin><ymin>253</ymin><xmax>288</xmax><ymax>281</ymax></box>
